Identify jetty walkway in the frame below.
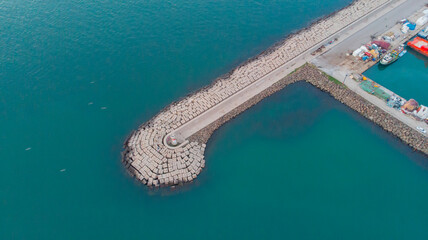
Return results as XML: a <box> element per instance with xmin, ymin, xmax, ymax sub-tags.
<box><xmin>123</xmin><ymin>0</ymin><xmax>426</xmax><ymax>188</ymax></box>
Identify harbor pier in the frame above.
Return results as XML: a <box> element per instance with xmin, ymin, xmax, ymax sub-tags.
<box><xmin>123</xmin><ymin>0</ymin><xmax>427</xmax><ymax>187</ymax></box>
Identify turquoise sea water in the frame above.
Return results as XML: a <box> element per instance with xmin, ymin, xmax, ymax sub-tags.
<box><xmin>1</xmin><ymin>1</ymin><xmax>428</xmax><ymax>239</ymax></box>
<box><xmin>364</xmin><ymin>44</ymin><xmax>428</xmax><ymax>105</ymax></box>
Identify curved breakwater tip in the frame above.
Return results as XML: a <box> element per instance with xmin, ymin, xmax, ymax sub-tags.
<box><xmin>121</xmin><ymin>0</ymin><xmax>428</xmax><ymax>188</ymax></box>
<box><xmin>122</xmin><ymin>64</ymin><xmax>427</xmax><ymax>188</ymax></box>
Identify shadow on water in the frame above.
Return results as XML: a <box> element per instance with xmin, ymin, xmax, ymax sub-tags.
<box><xmin>376</xmin><ymin>62</ymin><xmax>388</xmax><ymax>71</ymax></box>
<box><xmin>205</xmin><ymin>81</ymin><xmax>428</xmax><ymax>170</ymax></box>
<box><xmin>407</xmin><ymin>48</ymin><xmax>428</xmax><ymax>67</ymax></box>
<box><xmin>129</xmin><ymin>78</ymin><xmax>428</xmax><ymax>196</ymax></box>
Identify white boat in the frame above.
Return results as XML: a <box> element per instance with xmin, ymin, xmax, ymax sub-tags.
<box><xmin>380</xmin><ymin>45</ymin><xmax>405</xmax><ymax>65</ymax></box>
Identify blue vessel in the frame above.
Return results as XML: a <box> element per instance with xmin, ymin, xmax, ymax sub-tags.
<box><xmin>417</xmin><ymin>26</ymin><xmax>428</xmax><ymax>39</ymax></box>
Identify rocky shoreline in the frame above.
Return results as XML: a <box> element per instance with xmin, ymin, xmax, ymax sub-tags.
<box><xmin>189</xmin><ymin>64</ymin><xmax>427</xmax><ymax>152</ymax></box>
<box><xmin>122</xmin><ymin>0</ymin><xmax>428</xmax><ymax>188</ymax></box>
<box><xmin>123</xmin><ymin>64</ymin><xmax>426</xmax><ymax>188</ymax></box>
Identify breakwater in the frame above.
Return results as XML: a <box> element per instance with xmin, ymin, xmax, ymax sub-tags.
<box><xmin>122</xmin><ymin>0</ymin><xmax>428</xmax><ymax>188</ymax></box>
<box><xmin>123</xmin><ymin>63</ymin><xmax>427</xmax><ymax>187</ymax></box>
<box><xmin>190</xmin><ymin>63</ymin><xmax>428</xmax><ymax>152</ymax></box>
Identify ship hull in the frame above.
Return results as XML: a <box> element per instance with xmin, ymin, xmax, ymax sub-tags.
<box><xmin>407</xmin><ymin>37</ymin><xmax>428</xmax><ymax>57</ymax></box>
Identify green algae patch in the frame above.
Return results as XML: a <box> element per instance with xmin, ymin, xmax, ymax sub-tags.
<box><xmin>327</xmin><ymin>75</ymin><xmax>343</xmax><ymax>85</ymax></box>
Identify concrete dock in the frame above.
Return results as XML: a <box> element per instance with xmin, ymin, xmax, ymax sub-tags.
<box><xmin>123</xmin><ymin>0</ymin><xmax>427</xmax><ymax>188</ymax></box>
<box><xmin>312</xmin><ymin>0</ymin><xmax>428</xmax><ymax>135</ymax></box>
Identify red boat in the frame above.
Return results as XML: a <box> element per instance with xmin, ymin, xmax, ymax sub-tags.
<box><xmin>407</xmin><ymin>37</ymin><xmax>428</xmax><ymax>57</ymax></box>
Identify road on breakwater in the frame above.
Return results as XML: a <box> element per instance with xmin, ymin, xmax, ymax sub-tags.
<box><xmin>124</xmin><ymin>0</ymin><xmax>427</xmax><ymax>188</ymax></box>
<box><xmin>169</xmin><ymin>0</ymin><xmax>415</xmax><ymax>143</ymax></box>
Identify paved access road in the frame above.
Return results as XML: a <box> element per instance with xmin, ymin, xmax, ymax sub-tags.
<box><xmin>313</xmin><ymin>0</ymin><xmax>427</xmax><ymax>135</ymax></box>
<box><xmin>170</xmin><ymin>0</ymin><xmax>424</xmax><ymax>143</ymax></box>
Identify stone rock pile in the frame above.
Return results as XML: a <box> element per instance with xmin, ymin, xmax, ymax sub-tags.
<box><xmin>123</xmin><ymin>0</ymin><xmax>403</xmax><ymax>188</ymax></box>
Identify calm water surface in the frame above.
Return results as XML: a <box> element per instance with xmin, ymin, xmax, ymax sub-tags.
<box><xmin>1</xmin><ymin>0</ymin><xmax>428</xmax><ymax>239</ymax></box>
<box><xmin>364</xmin><ymin>44</ymin><xmax>428</xmax><ymax>105</ymax></box>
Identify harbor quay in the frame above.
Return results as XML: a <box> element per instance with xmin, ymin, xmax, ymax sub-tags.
<box><xmin>320</xmin><ymin>1</ymin><xmax>428</xmax><ymax>75</ymax></box>
<box><xmin>313</xmin><ymin>0</ymin><xmax>428</xmax><ymax>134</ymax></box>
<box><xmin>123</xmin><ymin>0</ymin><xmax>427</xmax><ymax>188</ymax></box>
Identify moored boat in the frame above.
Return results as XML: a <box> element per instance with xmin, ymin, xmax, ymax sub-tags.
<box><xmin>380</xmin><ymin>44</ymin><xmax>405</xmax><ymax>65</ymax></box>
<box><xmin>417</xmin><ymin>26</ymin><xmax>428</xmax><ymax>39</ymax></box>
<box><xmin>407</xmin><ymin>37</ymin><xmax>428</xmax><ymax>57</ymax></box>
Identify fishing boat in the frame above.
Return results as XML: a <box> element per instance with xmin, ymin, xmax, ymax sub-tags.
<box><xmin>380</xmin><ymin>44</ymin><xmax>405</xmax><ymax>65</ymax></box>
<box><xmin>407</xmin><ymin>37</ymin><xmax>428</xmax><ymax>57</ymax></box>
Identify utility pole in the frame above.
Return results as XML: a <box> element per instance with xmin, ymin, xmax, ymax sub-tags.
<box><xmin>343</xmin><ymin>73</ymin><xmax>349</xmax><ymax>84</ymax></box>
